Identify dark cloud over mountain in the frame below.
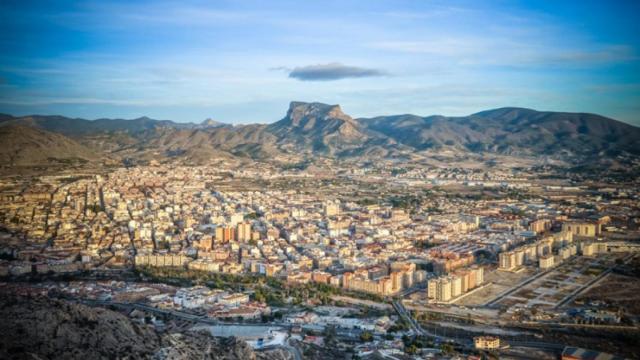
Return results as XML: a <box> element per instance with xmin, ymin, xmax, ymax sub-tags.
<box><xmin>288</xmin><ymin>63</ymin><xmax>385</xmax><ymax>81</ymax></box>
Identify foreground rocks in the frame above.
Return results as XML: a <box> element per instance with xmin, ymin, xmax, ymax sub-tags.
<box><xmin>0</xmin><ymin>294</ymin><xmax>288</xmax><ymax>360</ymax></box>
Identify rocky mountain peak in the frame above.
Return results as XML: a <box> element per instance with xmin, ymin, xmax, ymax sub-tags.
<box><xmin>285</xmin><ymin>101</ymin><xmax>351</xmax><ymax>128</ymax></box>
<box><xmin>1</xmin><ymin>102</ymin><xmax>638</xmax><ymax>164</ymax></box>
<box><xmin>200</xmin><ymin>118</ymin><xmax>226</xmax><ymax>128</ymax></box>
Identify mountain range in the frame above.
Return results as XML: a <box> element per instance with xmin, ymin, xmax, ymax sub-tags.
<box><xmin>1</xmin><ymin>101</ymin><xmax>639</xmax><ymax>167</ymax></box>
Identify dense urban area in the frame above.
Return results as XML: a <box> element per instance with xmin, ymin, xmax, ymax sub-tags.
<box><xmin>1</xmin><ymin>159</ymin><xmax>639</xmax><ymax>360</ymax></box>
<box><xmin>3</xmin><ymin>0</ymin><xmax>640</xmax><ymax>358</ymax></box>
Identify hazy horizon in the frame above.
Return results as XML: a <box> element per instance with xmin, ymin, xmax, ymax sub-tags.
<box><xmin>2</xmin><ymin>103</ymin><xmax>639</xmax><ymax>128</ymax></box>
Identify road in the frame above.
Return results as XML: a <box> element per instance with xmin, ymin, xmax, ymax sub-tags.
<box><xmin>83</xmin><ymin>299</ymin><xmax>308</xmax><ymax>359</ymax></box>
<box><xmin>84</xmin><ymin>296</ymin><xmax>572</xmax><ymax>356</ymax></box>
<box><xmin>81</xmin><ymin>299</ymin><xmax>302</xmax><ymax>329</ymax></box>
<box><xmin>392</xmin><ymin>300</ymin><xmax>458</xmax><ymax>343</ymax></box>
<box><xmin>283</xmin><ymin>338</ymin><xmax>302</xmax><ymax>360</ymax></box>
<box><xmin>81</xmin><ymin>298</ymin><xmax>366</xmax><ymax>360</ymax></box>
<box><xmin>392</xmin><ymin>300</ymin><xmax>421</xmax><ymax>335</ymax></box>
<box><xmin>393</xmin><ymin>299</ymin><xmax>570</xmax><ymax>354</ymax></box>
<box><xmin>554</xmin><ymin>268</ymin><xmax>612</xmax><ymax>309</ymax></box>
<box><xmin>396</xmin><ymin>285</ymin><xmax>425</xmax><ymax>297</ymax></box>
<box><xmin>507</xmin><ymin>341</ymin><xmax>565</xmax><ymax>351</ymax></box>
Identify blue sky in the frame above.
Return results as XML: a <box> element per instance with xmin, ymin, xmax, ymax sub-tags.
<box><xmin>1</xmin><ymin>0</ymin><xmax>639</xmax><ymax>125</ymax></box>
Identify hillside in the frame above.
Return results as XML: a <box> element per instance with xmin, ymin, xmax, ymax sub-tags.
<box><xmin>0</xmin><ymin>115</ymin><xmax>194</xmax><ymax>136</ymax></box>
<box><xmin>0</xmin><ymin>294</ymin><xmax>286</xmax><ymax>360</ymax></box>
<box><xmin>0</xmin><ymin>124</ymin><xmax>100</xmax><ymax>166</ymax></box>
<box><xmin>1</xmin><ymin>103</ymin><xmax>638</xmax><ymax>166</ymax></box>
<box><xmin>358</xmin><ymin>107</ymin><xmax>640</xmax><ymax>157</ymax></box>
<box><xmin>132</xmin><ymin>124</ymin><xmax>277</xmax><ymax>162</ymax></box>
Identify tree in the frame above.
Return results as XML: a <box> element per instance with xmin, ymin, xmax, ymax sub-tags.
<box><xmin>360</xmin><ymin>331</ymin><xmax>373</xmax><ymax>342</ymax></box>
<box><xmin>323</xmin><ymin>325</ymin><xmax>337</xmax><ymax>346</ymax></box>
<box><xmin>253</xmin><ymin>288</ymin><xmax>266</xmax><ymax>303</ymax></box>
<box><xmin>405</xmin><ymin>344</ymin><xmax>418</xmax><ymax>355</ymax></box>
<box><xmin>530</xmin><ymin>307</ymin><xmax>539</xmax><ymax>316</ymax></box>
<box><xmin>245</xmin><ymin>212</ymin><xmax>260</xmax><ymax>220</ymax></box>
<box><xmin>440</xmin><ymin>343</ymin><xmax>454</xmax><ymax>355</ymax></box>
<box><xmin>401</xmin><ymin>334</ymin><xmax>411</xmax><ymax>346</ymax></box>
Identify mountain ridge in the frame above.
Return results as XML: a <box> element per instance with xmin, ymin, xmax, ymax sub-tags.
<box><xmin>0</xmin><ymin>124</ymin><xmax>101</xmax><ymax>166</ymax></box>
<box><xmin>4</xmin><ymin>105</ymin><xmax>635</xmax><ymax>127</ymax></box>
<box><xmin>1</xmin><ymin>102</ymin><xmax>638</xmax><ymax>166</ymax></box>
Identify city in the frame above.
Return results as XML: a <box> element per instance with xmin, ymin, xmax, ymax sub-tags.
<box><xmin>1</xmin><ymin>1</ymin><xmax>640</xmax><ymax>359</ymax></box>
<box><xmin>1</xmin><ymin>160</ymin><xmax>639</xmax><ymax>359</ymax></box>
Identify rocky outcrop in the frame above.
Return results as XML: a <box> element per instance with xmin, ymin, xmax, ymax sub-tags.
<box><xmin>154</xmin><ymin>333</ymin><xmax>257</xmax><ymax>360</ymax></box>
<box><xmin>0</xmin><ymin>294</ymin><xmax>284</xmax><ymax>360</ymax></box>
<box><xmin>0</xmin><ymin>295</ymin><xmax>160</xmax><ymax>359</ymax></box>
<box><xmin>267</xmin><ymin>101</ymin><xmax>374</xmax><ymax>155</ymax></box>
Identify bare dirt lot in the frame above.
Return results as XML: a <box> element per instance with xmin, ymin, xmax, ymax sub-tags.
<box><xmin>492</xmin><ymin>254</ymin><xmax>627</xmax><ymax>310</ymax></box>
<box><xmin>454</xmin><ymin>268</ymin><xmax>535</xmax><ymax>306</ymax></box>
<box><xmin>573</xmin><ymin>273</ymin><xmax>640</xmax><ymax>316</ymax></box>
